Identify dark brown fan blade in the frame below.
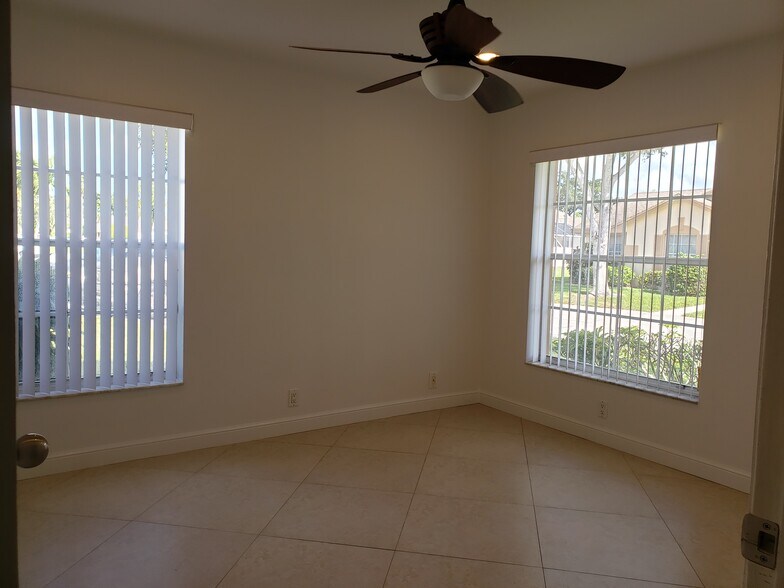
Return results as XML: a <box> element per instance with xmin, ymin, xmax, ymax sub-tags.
<box><xmin>443</xmin><ymin>4</ymin><xmax>500</xmax><ymax>55</ymax></box>
<box><xmin>483</xmin><ymin>55</ymin><xmax>625</xmax><ymax>89</ymax></box>
<box><xmin>357</xmin><ymin>71</ymin><xmax>422</xmax><ymax>93</ymax></box>
<box><xmin>472</xmin><ymin>72</ymin><xmax>523</xmax><ymax>114</ymax></box>
<box><xmin>291</xmin><ymin>46</ymin><xmax>434</xmax><ymax>64</ymax></box>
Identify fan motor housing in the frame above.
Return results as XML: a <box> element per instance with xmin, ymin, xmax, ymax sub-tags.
<box><xmin>419</xmin><ymin>14</ymin><xmax>445</xmax><ymax>55</ymax></box>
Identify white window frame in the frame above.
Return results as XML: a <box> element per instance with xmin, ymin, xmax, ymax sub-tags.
<box><xmin>527</xmin><ymin>125</ymin><xmax>717</xmax><ymax>402</ymax></box>
<box><xmin>13</xmin><ymin>89</ymin><xmax>192</xmax><ymax>399</ymax></box>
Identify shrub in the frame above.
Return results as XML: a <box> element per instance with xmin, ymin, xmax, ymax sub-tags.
<box><xmin>566</xmin><ymin>247</ymin><xmax>595</xmax><ymax>286</ymax></box>
<box><xmin>551</xmin><ymin>325</ymin><xmax>702</xmax><ymax>388</ymax></box>
<box><xmin>665</xmin><ymin>263</ymin><xmax>708</xmax><ymax>296</ymax></box>
<box><xmin>551</xmin><ymin>327</ymin><xmax>612</xmax><ymax>367</ymax></box>
<box><xmin>641</xmin><ymin>270</ymin><xmax>662</xmax><ymax>291</ymax></box>
<box><xmin>607</xmin><ymin>264</ymin><xmax>633</xmax><ymax>288</ymax></box>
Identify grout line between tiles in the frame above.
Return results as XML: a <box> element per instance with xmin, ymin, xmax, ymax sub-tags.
<box><xmin>392</xmin><ymin>546</ymin><xmax>541</xmax><ymax>569</ymax></box>
<box><xmin>521</xmin><ymin>418</ymin><xmax>546</xmax><ymax>584</ymax></box>
<box><xmin>623</xmin><ymin>453</ymin><xmax>706</xmax><ymax>588</ymax></box>
<box><xmin>213</xmin><ymin>428</ymin><xmax>341</xmax><ymax>587</ymax></box>
<box><xmin>527</xmin><ymin>503</ymin><xmax>661</xmax><ymax>519</ymax></box>
<box><xmin>42</xmin><ymin>519</ymin><xmax>133</xmax><ymax>587</ymax></box>
<box><xmin>38</xmin><ymin>460</ymin><xmax>203</xmax><ymax>586</ymax></box>
<box><xmin>542</xmin><ymin>564</ymin><xmax>702</xmax><ymax>587</ymax></box>
<box><xmin>382</xmin><ymin>408</ymin><xmax>443</xmax><ymax>586</ymax></box>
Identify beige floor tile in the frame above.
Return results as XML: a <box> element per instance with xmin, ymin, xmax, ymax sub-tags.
<box><xmin>429</xmin><ymin>427</ymin><xmax>526</xmax><ymax>462</ymax></box>
<box><xmin>306</xmin><ymin>447</ymin><xmax>425</xmax><ymax>492</ymax></box>
<box><xmin>138</xmin><ymin>473</ymin><xmax>297</xmax><ymax>533</ymax></box>
<box><xmin>530</xmin><ymin>465</ymin><xmax>658</xmax><ymax>517</ymax></box>
<box><xmin>544</xmin><ymin>569</ymin><xmax>679</xmax><ymax>587</ymax></box>
<box><xmin>524</xmin><ymin>426</ymin><xmax>630</xmax><ymax>473</ymax></box>
<box><xmin>17</xmin><ymin>472</ymin><xmax>79</xmax><ymax>511</ymax></box>
<box><xmin>19</xmin><ymin>464</ymin><xmax>190</xmax><ymax>519</ymax></box>
<box><xmin>638</xmin><ymin>474</ymin><xmax>748</xmax><ymax>528</ymax></box>
<box><xmin>336</xmin><ymin>421</ymin><xmax>434</xmax><ymax>454</ymax></box>
<box><xmin>398</xmin><ymin>494</ymin><xmax>541</xmax><ymax>566</ymax></box>
<box><xmin>126</xmin><ymin>446</ymin><xmax>230</xmax><ymax>472</ymax></box>
<box><xmin>438</xmin><ymin>404</ymin><xmax>522</xmax><ymax>433</ymax></box>
<box><xmin>624</xmin><ymin>454</ymin><xmax>693</xmax><ymax>479</ymax></box>
<box><xmin>219</xmin><ymin>536</ymin><xmax>392</xmax><ymax>587</ymax></box>
<box><xmin>377</xmin><ymin>409</ymin><xmax>441</xmax><ymax>426</ymax></box>
<box><xmin>536</xmin><ymin>507</ymin><xmax>701</xmax><ymax>586</ymax></box>
<box><xmin>639</xmin><ymin>475</ymin><xmax>748</xmax><ymax>588</ymax></box>
<box><xmin>264</xmin><ymin>425</ymin><xmax>347</xmax><ymax>446</ymax></box>
<box><xmin>202</xmin><ymin>441</ymin><xmax>328</xmax><ymax>482</ymax></box>
<box><xmin>263</xmin><ymin>483</ymin><xmax>411</xmax><ymax>549</ymax></box>
<box><xmin>18</xmin><ymin>511</ymin><xmax>126</xmax><ymax>588</ymax></box>
<box><xmin>416</xmin><ymin>454</ymin><xmax>532</xmax><ymax>504</ymax></box>
<box><xmin>47</xmin><ymin>521</ymin><xmax>253</xmax><ymax>588</ymax></box>
<box><xmin>385</xmin><ymin>552</ymin><xmax>544</xmax><ymax>588</ymax></box>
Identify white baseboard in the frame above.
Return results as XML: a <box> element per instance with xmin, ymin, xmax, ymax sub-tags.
<box><xmin>480</xmin><ymin>390</ymin><xmax>751</xmax><ymax>492</ymax></box>
<box><xmin>19</xmin><ymin>391</ymin><xmax>481</xmax><ymax>480</ymax></box>
<box><xmin>21</xmin><ymin>389</ymin><xmax>750</xmax><ymax>492</ymax></box>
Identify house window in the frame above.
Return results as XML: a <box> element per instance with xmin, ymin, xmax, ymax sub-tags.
<box><xmin>527</xmin><ymin>126</ymin><xmax>716</xmax><ymax>401</ymax></box>
<box><xmin>13</xmin><ymin>93</ymin><xmax>189</xmax><ymax>398</ymax></box>
<box><xmin>608</xmin><ymin>234</ymin><xmax>624</xmax><ymax>256</ymax></box>
<box><xmin>667</xmin><ymin>234</ymin><xmax>698</xmax><ymax>256</ymax></box>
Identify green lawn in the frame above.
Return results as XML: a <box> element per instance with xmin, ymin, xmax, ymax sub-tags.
<box><xmin>552</xmin><ymin>280</ymin><xmax>701</xmax><ymax>313</ymax></box>
<box><xmin>685</xmin><ymin>310</ymin><xmax>705</xmax><ymax>319</ymax></box>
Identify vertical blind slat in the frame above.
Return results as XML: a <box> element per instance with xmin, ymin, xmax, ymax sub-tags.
<box><xmin>112</xmin><ymin>121</ymin><xmax>126</xmax><ymax>388</ymax></box>
<box><xmin>19</xmin><ymin>108</ymin><xmax>35</xmax><ymax>395</ymax></box>
<box><xmin>165</xmin><ymin>129</ymin><xmax>180</xmax><ymax>382</ymax></box>
<box><xmin>68</xmin><ymin>114</ymin><xmax>82</xmax><ymax>391</ymax></box>
<box><xmin>126</xmin><ymin>123</ymin><xmax>140</xmax><ymax>386</ymax></box>
<box><xmin>82</xmin><ymin>116</ymin><xmax>97</xmax><ymax>390</ymax></box>
<box><xmin>99</xmin><ymin>119</ymin><xmax>112</xmax><ymax>389</ymax></box>
<box><xmin>152</xmin><ymin>126</ymin><xmax>166</xmax><ymax>383</ymax></box>
<box><xmin>113</xmin><ymin>121</ymin><xmax>126</xmax><ymax>388</ymax></box>
<box><xmin>138</xmin><ymin>124</ymin><xmax>153</xmax><ymax>385</ymax></box>
<box><xmin>53</xmin><ymin>112</ymin><xmax>68</xmax><ymax>392</ymax></box>
<box><xmin>37</xmin><ymin>109</ymin><xmax>51</xmax><ymax>396</ymax></box>
<box><xmin>176</xmin><ymin>130</ymin><xmax>185</xmax><ymax>380</ymax></box>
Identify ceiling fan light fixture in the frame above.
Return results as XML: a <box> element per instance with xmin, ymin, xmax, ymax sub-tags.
<box><xmin>476</xmin><ymin>52</ymin><xmax>498</xmax><ymax>62</ymax></box>
<box><xmin>421</xmin><ymin>64</ymin><xmax>484</xmax><ymax>101</ymax></box>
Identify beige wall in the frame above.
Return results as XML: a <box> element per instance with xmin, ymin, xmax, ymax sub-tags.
<box><xmin>11</xmin><ymin>5</ymin><xmax>489</xmax><ymax>457</ymax></box>
<box><xmin>486</xmin><ymin>35</ymin><xmax>783</xmax><ymax>481</ymax></box>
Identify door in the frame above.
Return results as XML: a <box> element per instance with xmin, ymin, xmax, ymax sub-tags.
<box><xmin>746</xmin><ymin>73</ymin><xmax>784</xmax><ymax>587</ymax></box>
<box><xmin>1</xmin><ymin>0</ymin><xmax>18</xmax><ymax>585</ymax></box>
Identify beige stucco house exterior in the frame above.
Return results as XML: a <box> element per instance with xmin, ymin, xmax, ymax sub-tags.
<box><xmin>609</xmin><ymin>189</ymin><xmax>712</xmax><ymax>275</ymax></box>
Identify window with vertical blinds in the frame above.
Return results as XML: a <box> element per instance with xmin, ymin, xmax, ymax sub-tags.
<box><xmin>527</xmin><ymin>126</ymin><xmax>717</xmax><ymax>401</ymax></box>
<box><xmin>13</xmin><ymin>99</ymin><xmax>186</xmax><ymax>398</ymax></box>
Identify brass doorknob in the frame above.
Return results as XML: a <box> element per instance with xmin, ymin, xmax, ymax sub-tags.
<box><xmin>17</xmin><ymin>433</ymin><xmax>49</xmax><ymax>468</ymax></box>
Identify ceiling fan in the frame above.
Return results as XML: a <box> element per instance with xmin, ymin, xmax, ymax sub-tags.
<box><xmin>292</xmin><ymin>0</ymin><xmax>626</xmax><ymax>113</ymax></box>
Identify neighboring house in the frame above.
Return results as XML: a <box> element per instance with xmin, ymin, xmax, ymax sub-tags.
<box><xmin>608</xmin><ymin>189</ymin><xmax>712</xmax><ymax>275</ymax></box>
<box><xmin>552</xmin><ymin>211</ymin><xmax>583</xmax><ymax>257</ymax></box>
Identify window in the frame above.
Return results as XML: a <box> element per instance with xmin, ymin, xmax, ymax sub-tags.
<box><xmin>608</xmin><ymin>234</ymin><xmax>624</xmax><ymax>256</ymax></box>
<box><xmin>527</xmin><ymin>126</ymin><xmax>716</xmax><ymax>401</ymax></box>
<box><xmin>13</xmin><ymin>93</ymin><xmax>189</xmax><ymax>398</ymax></box>
<box><xmin>667</xmin><ymin>234</ymin><xmax>697</xmax><ymax>256</ymax></box>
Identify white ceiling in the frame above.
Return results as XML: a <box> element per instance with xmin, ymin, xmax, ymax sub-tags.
<box><xmin>20</xmin><ymin>0</ymin><xmax>784</xmax><ymax>96</ymax></box>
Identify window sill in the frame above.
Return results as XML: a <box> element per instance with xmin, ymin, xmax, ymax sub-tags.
<box><xmin>526</xmin><ymin>360</ymin><xmax>699</xmax><ymax>404</ymax></box>
<box><xmin>16</xmin><ymin>381</ymin><xmax>184</xmax><ymax>402</ymax></box>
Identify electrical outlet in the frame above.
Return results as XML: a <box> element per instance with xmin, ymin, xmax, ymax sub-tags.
<box><xmin>599</xmin><ymin>400</ymin><xmax>608</xmax><ymax>419</ymax></box>
<box><xmin>288</xmin><ymin>388</ymin><xmax>298</xmax><ymax>408</ymax></box>
<box><xmin>428</xmin><ymin>371</ymin><xmax>438</xmax><ymax>390</ymax></box>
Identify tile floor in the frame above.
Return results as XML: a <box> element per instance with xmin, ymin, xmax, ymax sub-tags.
<box><xmin>17</xmin><ymin>404</ymin><xmax>749</xmax><ymax>587</ymax></box>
